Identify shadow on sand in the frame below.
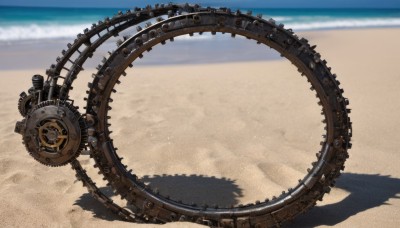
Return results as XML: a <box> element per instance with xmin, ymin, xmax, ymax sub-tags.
<box><xmin>74</xmin><ymin>186</ymin><xmax>122</xmax><ymax>221</ymax></box>
<box><xmin>286</xmin><ymin>173</ymin><xmax>400</xmax><ymax>227</ymax></box>
<box><xmin>74</xmin><ymin>174</ymin><xmax>243</xmax><ymax>221</ymax></box>
<box><xmin>141</xmin><ymin>174</ymin><xmax>243</xmax><ymax>207</ymax></box>
<box><xmin>75</xmin><ymin>173</ymin><xmax>400</xmax><ymax>225</ymax></box>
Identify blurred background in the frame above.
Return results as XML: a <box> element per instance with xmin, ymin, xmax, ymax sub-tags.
<box><xmin>0</xmin><ymin>0</ymin><xmax>399</xmax><ymax>69</ymax></box>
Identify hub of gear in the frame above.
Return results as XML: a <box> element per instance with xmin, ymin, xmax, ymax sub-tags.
<box><xmin>18</xmin><ymin>100</ymin><xmax>87</xmax><ymax>167</ymax></box>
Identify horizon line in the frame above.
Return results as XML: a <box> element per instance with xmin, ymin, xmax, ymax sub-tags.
<box><xmin>1</xmin><ymin>5</ymin><xmax>399</xmax><ymax>10</ymax></box>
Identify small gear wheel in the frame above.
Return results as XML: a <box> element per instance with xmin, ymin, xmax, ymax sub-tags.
<box><xmin>18</xmin><ymin>91</ymin><xmax>35</xmax><ymax>117</ymax></box>
<box><xmin>22</xmin><ymin>100</ymin><xmax>87</xmax><ymax>167</ymax></box>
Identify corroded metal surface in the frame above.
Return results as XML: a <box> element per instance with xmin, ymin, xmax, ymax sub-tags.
<box><xmin>14</xmin><ymin>3</ymin><xmax>352</xmax><ymax>227</ymax></box>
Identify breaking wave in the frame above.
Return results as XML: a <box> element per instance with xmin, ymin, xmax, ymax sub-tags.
<box><xmin>0</xmin><ymin>24</ymin><xmax>91</xmax><ymax>41</ymax></box>
<box><xmin>1</xmin><ymin>17</ymin><xmax>400</xmax><ymax>41</ymax></box>
<box><xmin>287</xmin><ymin>18</ymin><xmax>400</xmax><ymax>30</ymax></box>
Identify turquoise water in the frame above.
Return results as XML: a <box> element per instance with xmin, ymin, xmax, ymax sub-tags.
<box><xmin>1</xmin><ymin>6</ymin><xmax>400</xmax><ymax>41</ymax></box>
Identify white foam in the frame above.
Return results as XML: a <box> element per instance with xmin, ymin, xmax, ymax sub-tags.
<box><xmin>287</xmin><ymin>18</ymin><xmax>400</xmax><ymax>30</ymax></box>
<box><xmin>1</xmin><ymin>18</ymin><xmax>400</xmax><ymax>42</ymax></box>
<box><xmin>0</xmin><ymin>24</ymin><xmax>91</xmax><ymax>41</ymax></box>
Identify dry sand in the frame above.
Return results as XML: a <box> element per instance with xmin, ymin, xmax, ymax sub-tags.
<box><xmin>0</xmin><ymin>28</ymin><xmax>399</xmax><ymax>227</ymax></box>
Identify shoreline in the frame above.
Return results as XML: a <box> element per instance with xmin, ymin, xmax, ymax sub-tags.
<box><xmin>0</xmin><ymin>27</ymin><xmax>398</xmax><ymax>71</ymax></box>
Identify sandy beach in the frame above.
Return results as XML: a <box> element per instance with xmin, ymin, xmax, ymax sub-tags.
<box><xmin>0</xmin><ymin>28</ymin><xmax>399</xmax><ymax>227</ymax></box>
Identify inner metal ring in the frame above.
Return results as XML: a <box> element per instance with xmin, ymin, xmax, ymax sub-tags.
<box><xmin>38</xmin><ymin>119</ymin><xmax>68</xmax><ymax>150</ymax></box>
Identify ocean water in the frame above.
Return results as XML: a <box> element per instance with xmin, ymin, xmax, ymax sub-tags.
<box><xmin>0</xmin><ymin>6</ymin><xmax>400</xmax><ymax>41</ymax></box>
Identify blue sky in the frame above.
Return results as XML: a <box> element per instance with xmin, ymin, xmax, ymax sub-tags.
<box><xmin>0</xmin><ymin>0</ymin><xmax>399</xmax><ymax>8</ymax></box>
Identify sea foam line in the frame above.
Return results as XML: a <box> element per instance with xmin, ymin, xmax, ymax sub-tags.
<box><xmin>1</xmin><ymin>18</ymin><xmax>400</xmax><ymax>41</ymax></box>
<box><xmin>287</xmin><ymin>18</ymin><xmax>400</xmax><ymax>30</ymax></box>
<box><xmin>0</xmin><ymin>24</ymin><xmax>91</xmax><ymax>41</ymax></box>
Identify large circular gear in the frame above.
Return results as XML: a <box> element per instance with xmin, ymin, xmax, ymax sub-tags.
<box><xmin>22</xmin><ymin>100</ymin><xmax>87</xmax><ymax>167</ymax></box>
<box><xmin>13</xmin><ymin>3</ymin><xmax>352</xmax><ymax>227</ymax></box>
<box><xmin>83</xmin><ymin>6</ymin><xmax>352</xmax><ymax>228</ymax></box>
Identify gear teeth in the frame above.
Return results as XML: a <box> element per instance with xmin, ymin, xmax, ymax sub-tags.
<box><xmin>268</xmin><ymin>18</ymin><xmax>276</xmax><ymax>25</ymax></box>
<box><xmin>161</xmin><ymin>23</ymin><xmax>169</xmax><ymax>32</ymax></box>
<box><xmin>122</xmin><ymin>48</ymin><xmax>130</xmax><ymax>57</ymax></box>
<box><xmin>135</xmin><ymin>37</ymin><xmax>143</xmax><ymax>46</ymax></box>
<box><xmin>149</xmin><ymin>30</ymin><xmax>157</xmax><ymax>38</ymax></box>
<box><xmin>116</xmin><ymin>39</ymin><xmax>123</xmax><ymax>46</ymax></box>
<box><xmin>312</xmin><ymin>162</ymin><xmax>317</xmax><ymax>167</ymax></box>
<box><xmin>253</xmin><ymin>20</ymin><xmax>261</xmax><ymax>27</ymax></box>
<box><xmin>20</xmin><ymin>92</ymin><xmax>27</xmax><ymax>98</ymax></box>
